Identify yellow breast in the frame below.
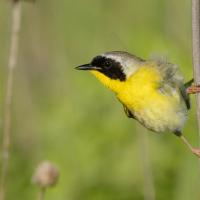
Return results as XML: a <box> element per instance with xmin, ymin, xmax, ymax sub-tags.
<box><xmin>117</xmin><ymin>65</ymin><xmax>162</xmax><ymax>110</ymax></box>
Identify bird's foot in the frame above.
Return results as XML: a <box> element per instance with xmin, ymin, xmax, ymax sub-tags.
<box><xmin>192</xmin><ymin>148</ymin><xmax>200</xmax><ymax>158</ymax></box>
<box><xmin>186</xmin><ymin>85</ymin><xmax>200</xmax><ymax>94</ymax></box>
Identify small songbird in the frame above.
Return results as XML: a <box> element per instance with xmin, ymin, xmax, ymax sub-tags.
<box><xmin>76</xmin><ymin>51</ymin><xmax>200</xmax><ymax>157</ymax></box>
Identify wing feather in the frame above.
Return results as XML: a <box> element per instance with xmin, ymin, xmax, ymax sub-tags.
<box><xmin>155</xmin><ymin>60</ymin><xmax>190</xmax><ymax>110</ymax></box>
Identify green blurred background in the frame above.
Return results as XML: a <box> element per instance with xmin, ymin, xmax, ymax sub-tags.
<box><xmin>0</xmin><ymin>0</ymin><xmax>200</xmax><ymax>199</ymax></box>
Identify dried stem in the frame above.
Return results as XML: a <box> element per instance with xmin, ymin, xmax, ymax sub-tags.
<box><xmin>137</xmin><ymin>126</ymin><xmax>155</xmax><ymax>200</ymax></box>
<box><xmin>192</xmin><ymin>1</ymin><xmax>200</xmax><ymax>154</ymax></box>
<box><xmin>0</xmin><ymin>1</ymin><xmax>22</xmax><ymax>199</ymax></box>
<box><xmin>38</xmin><ymin>188</ymin><xmax>46</xmax><ymax>200</ymax></box>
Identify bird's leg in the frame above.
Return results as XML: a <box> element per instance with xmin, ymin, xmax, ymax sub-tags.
<box><xmin>180</xmin><ymin>135</ymin><xmax>200</xmax><ymax>157</ymax></box>
<box><xmin>186</xmin><ymin>85</ymin><xmax>200</xmax><ymax>94</ymax></box>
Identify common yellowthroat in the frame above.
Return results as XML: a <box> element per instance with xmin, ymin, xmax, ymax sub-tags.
<box><xmin>76</xmin><ymin>51</ymin><xmax>200</xmax><ymax>157</ymax></box>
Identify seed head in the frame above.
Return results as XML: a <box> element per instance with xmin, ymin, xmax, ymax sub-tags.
<box><xmin>32</xmin><ymin>161</ymin><xmax>59</xmax><ymax>188</ymax></box>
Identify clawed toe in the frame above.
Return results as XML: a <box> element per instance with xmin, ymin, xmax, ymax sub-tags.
<box><xmin>187</xmin><ymin>86</ymin><xmax>200</xmax><ymax>94</ymax></box>
<box><xmin>192</xmin><ymin>148</ymin><xmax>200</xmax><ymax>157</ymax></box>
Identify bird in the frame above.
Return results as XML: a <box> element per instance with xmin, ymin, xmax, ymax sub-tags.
<box><xmin>76</xmin><ymin>51</ymin><xmax>200</xmax><ymax>157</ymax></box>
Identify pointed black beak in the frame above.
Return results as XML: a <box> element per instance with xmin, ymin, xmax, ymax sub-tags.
<box><xmin>75</xmin><ymin>64</ymin><xmax>101</xmax><ymax>71</ymax></box>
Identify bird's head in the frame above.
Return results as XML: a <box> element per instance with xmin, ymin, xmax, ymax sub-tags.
<box><xmin>76</xmin><ymin>51</ymin><xmax>144</xmax><ymax>93</ymax></box>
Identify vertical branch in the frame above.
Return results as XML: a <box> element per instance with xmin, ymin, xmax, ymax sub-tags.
<box><xmin>192</xmin><ymin>1</ymin><xmax>200</xmax><ymax>148</ymax></box>
<box><xmin>0</xmin><ymin>1</ymin><xmax>22</xmax><ymax>199</ymax></box>
<box><xmin>137</xmin><ymin>126</ymin><xmax>155</xmax><ymax>200</ymax></box>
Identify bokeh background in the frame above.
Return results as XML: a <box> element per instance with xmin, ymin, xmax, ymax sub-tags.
<box><xmin>0</xmin><ymin>0</ymin><xmax>200</xmax><ymax>199</ymax></box>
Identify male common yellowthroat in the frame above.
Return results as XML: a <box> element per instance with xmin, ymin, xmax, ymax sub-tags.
<box><xmin>76</xmin><ymin>51</ymin><xmax>200</xmax><ymax>157</ymax></box>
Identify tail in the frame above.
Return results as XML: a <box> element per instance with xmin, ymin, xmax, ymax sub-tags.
<box><xmin>184</xmin><ymin>78</ymin><xmax>194</xmax><ymax>88</ymax></box>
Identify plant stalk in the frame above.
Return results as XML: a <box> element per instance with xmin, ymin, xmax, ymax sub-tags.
<box><xmin>192</xmin><ymin>0</ymin><xmax>200</xmax><ymax>151</ymax></box>
<box><xmin>0</xmin><ymin>1</ymin><xmax>22</xmax><ymax>200</ymax></box>
<box><xmin>137</xmin><ymin>126</ymin><xmax>155</xmax><ymax>200</ymax></box>
<box><xmin>38</xmin><ymin>188</ymin><xmax>46</xmax><ymax>200</ymax></box>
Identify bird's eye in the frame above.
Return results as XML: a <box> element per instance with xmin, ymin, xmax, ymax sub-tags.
<box><xmin>104</xmin><ymin>61</ymin><xmax>111</xmax><ymax>68</ymax></box>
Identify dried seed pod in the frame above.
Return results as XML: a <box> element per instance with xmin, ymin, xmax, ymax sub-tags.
<box><xmin>32</xmin><ymin>161</ymin><xmax>59</xmax><ymax>188</ymax></box>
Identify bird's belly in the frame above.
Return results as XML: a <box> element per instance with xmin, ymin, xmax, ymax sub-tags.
<box><xmin>117</xmin><ymin>90</ymin><xmax>187</xmax><ymax>133</ymax></box>
<box><xmin>132</xmin><ymin>104</ymin><xmax>187</xmax><ymax>133</ymax></box>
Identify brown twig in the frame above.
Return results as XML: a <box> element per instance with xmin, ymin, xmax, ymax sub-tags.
<box><xmin>192</xmin><ymin>0</ymin><xmax>200</xmax><ymax>156</ymax></box>
<box><xmin>0</xmin><ymin>1</ymin><xmax>22</xmax><ymax>199</ymax></box>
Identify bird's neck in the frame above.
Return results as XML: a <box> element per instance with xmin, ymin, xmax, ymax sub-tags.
<box><xmin>90</xmin><ymin>70</ymin><xmax>124</xmax><ymax>93</ymax></box>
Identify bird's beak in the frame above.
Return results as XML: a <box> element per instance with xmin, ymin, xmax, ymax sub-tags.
<box><xmin>75</xmin><ymin>64</ymin><xmax>101</xmax><ymax>71</ymax></box>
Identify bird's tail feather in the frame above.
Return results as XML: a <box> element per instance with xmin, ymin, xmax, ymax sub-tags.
<box><xmin>184</xmin><ymin>79</ymin><xmax>194</xmax><ymax>88</ymax></box>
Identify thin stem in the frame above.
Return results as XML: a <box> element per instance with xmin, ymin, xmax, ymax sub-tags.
<box><xmin>0</xmin><ymin>1</ymin><xmax>22</xmax><ymax>200</ymax></box>
<box><xmin>137</xmin><ymin>126</ymin><xmax>155</xmax><ymax>200</ymax></box>
<box><xmin>180</xmin><ymin>135</ymin><xmax>193</xmax><ymax>151</ymax></box>
<box><xmin>38</xmin><ymin>188</ymin><xmax>46</xmax><ymax>200</ymax></box>
<box><xmin>192</xmin><ymin>0</ymin><xmax>200</xmax><ymax>153</ymax></box>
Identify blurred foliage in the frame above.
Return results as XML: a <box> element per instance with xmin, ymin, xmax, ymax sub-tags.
<box><xmin>0</xmin><ymin>0</ymin><xmax>200</xmax><ymax>199</ymax></box>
